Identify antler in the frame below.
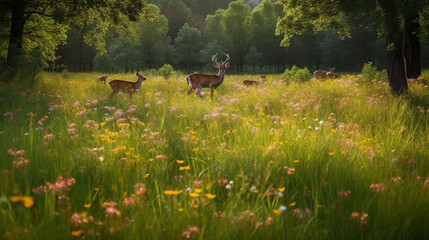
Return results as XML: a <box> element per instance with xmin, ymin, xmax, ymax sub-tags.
<box><xmin>212</xmin><ymin>53</ymin><xmax>218</xmax><ymax>64</ymax></box>
<box><xmin>223</xmin><ymin>53</ymin><xmax>230</xmax><ymax>64</ymax></box>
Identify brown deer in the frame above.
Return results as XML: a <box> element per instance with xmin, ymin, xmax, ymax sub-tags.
<box><xmin>314</xmin><ymin>67</ymin><xmax>335</xmax><ymax>79</ymax></box>
<box><xmin>97</xmin><ymin>75</ymin><xmax>109</xmax><ymax>84</ymax></box>
<box><xmin>186</xmin><ymin>53</ymin><xmax>230</xmax><ymax>100</ymax></box>
<box><xmin>243</xmin><ymin>75</ymin><xmax>266</xmax><ymax>86</ymax></box>
<box><xmin>108</xmin><ymin>72</ymin><xmax>147</xmax><ymax>98</ymax></box>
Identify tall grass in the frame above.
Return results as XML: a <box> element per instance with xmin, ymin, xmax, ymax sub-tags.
<box><xmin>1</xmin><ymin>72</ymin><xmax>429</xmax><ymax>239</ymax></box>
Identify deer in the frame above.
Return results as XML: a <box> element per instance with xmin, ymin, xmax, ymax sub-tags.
<box><xmin>186</xmin><ymin>53</ymin><xmax>230</xmax><ymax>100</ymax></box>
<box><xmin>97</xmin><ymin>75</ymin><xmax>109</xmax><ymax>84</ymax></box>
<box><xmin>243</xmin><ymin>75</ymin><xmax>266</xmax><ymax>86</ymax></box>
<box><xmin>314</xmin><ymin>67</ymin><xmax>335</xmax><ymax>79</ymax></box>
<box><xmin>108</xmin><ymin>72</ymin><xmax>147</xmax><ymax>98</ymax></box>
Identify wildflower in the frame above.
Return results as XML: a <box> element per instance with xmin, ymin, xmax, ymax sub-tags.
<box><xmin>194</xmin><ymin>188</ymin><xmax>202</xmax><ymax>193</ymax></box>
<box><xmin>250</xmin><ymin>186</ymin><xmax>257</xmax><ymax>193</ymax></box>
<box><xmin>225</xmin><ymin>184</ymin><xmax>232</xmax><ymax>190</ymax></box>
<box><xmin>205</xmin><ymin>193</ymin><xmax>216</xmax><ymax>199</ymax></box>
<box><xmin>278</xmin><ymin>187</ymin><xmax>285</xmax><ymax>192</ymax></box>
<box><xmin>328</xmin><ymin>152</ymin><xmax>335</xmax><ymax>156</ymax></box>
<box><xmin>163</xmin><ymin>190</ymin><xmax>183</xmax><ymax>196</ymax></box>
<box><xmin>105</xmin><ymin>206</ymin><xmax>121</xmax><ymax>217</ymax></box>
<box><xmin>289</xmin><ymin>202</ymin><xmax>296</xmax><ymax>207</ymax></box>
<box><xmin>369</xmin><ymin>183</ymin><xmax>387</xmax><ymax>192</ymax></box>
<box><xmin>292</xmin><ymin>208</ymin><xmax>312</xmax><ymax>219</ymax></box>
<box><xmin>114</xmin><ymin>109</ymin><xmax>124</xmax><ymax>117</ymax></box>
<box><xmin>43</xmin><ymin>134</ymin><xmax>55</xmax><ymax>141</ymax></box>
<box><xmin>338</xmin><ymin>189</ymin><xmax>351</xmax><ymax>201</ymax></box>
<box><xmin>144</xmin><ymin>103</ymin><xmax>150</xmax><ymax>108</ymax></box>
<box><xmin>10</xmin><ymin>196</ymin><xmax>34</xmax><ymax>207</ymax></box>
<box><xmin>181</xmin><ymin>225</ymin><xmax>200</xmax><ymax>238</ymax></box>
<box><xmin>278</xmin><ymin>205</ymin><xmax>287</xmax><ymax>212</ymax></box>
<box><xmin>176</xmin><ymin>160</ymin><xmax>185</xmax><ymax>164</ymax></box>
<box><xmin>72</xmin><ymin>101</ymin><xmax>81</xmax><ymax>108</ymax></box>
<box><xmin>70</xmin><ymin>213</ymin><xmax>82</xmax><ymax>226</ymax></box>
<box><xmin>189</xmin><ymin>192</ymin><xmax>200</xmax><ymax>198</ymax></box>
<box><xmin>71</xmin><ymin>230</ymin><xmax>84</xmax><ymax>237</ymax></box>
<box><xmin>178</xmin><ymin>207</ymin><xmax>184</xmax><ymax>212</ymax></box>
<box><xmin>193</xmin><ymin>180</ymin><xmax>202</xmax><ymax>188</ymax></box>
<box><xmin>284</xmin><ymin>166</ymin><xmax>295</xmax><ymax>175</ymax></box>
<box><xmin>273</xmin><ymin>209</ymin><xmax>282</xmax><ymax>215</ymax></box>
<box><xmin>179</xmin><ymin>165</ymin><xmax>191</xmax><ymax>171</ymax></box>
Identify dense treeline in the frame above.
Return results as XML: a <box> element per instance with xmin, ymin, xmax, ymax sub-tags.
<box><xmin>54</xmin><ymin>0</ymin><xmax>429</xmax><ymax>74</ymax></box>
<box><xmin>2</xmin><ymin>0</ymin><xmax>429</xmax><ymax>84</ymax></box>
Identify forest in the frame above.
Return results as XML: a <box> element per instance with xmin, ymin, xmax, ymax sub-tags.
<box><xmin>2</xmin><ymin>0</ymin><xmax>429</xmax><ymax>77</ymax></box>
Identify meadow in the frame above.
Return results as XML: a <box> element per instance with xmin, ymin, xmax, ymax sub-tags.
<box><xmin>1</xmin><ymin>71</ymin><xmax>429</xmax><ymax>239</ymax></box>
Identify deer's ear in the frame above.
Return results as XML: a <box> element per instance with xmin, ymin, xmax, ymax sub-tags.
<box><xmin>224</xmin><ymin>61</ymin><xmax>230</xmax><ymax>68</ymax></box>
<box><xmin>213</xmin><ymin>62</ymin><xmax>221</xmax><ymax>68</ymax></box>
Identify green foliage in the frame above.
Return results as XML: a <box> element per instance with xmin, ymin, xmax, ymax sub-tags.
<box><xmin>93</xmin><ymin>53</ymin><xmax>112</xmax><ymax>72</ymax></box>
<box><xmin>360</xmin><ymin>61</ymin><xmax>388</xmax><ymax>82</ymax></box>
<box><xmin>361</xmin><ymin>62</ymin><xmax>378</xmax><ymax>81</ymax></box>
<box><xmin>224</xmin><ymin>0</ymin><xmax>252</xmax><ymax>69</ymax></box>
<box><xmin>175</xmin><ymin>23</ymin><xmax>203</xmax><ymax>70</ymax></box>
<box><xmin>281</xmin><ymin>65</ymin><xmax>312</xmax><ymax>82</ymax></box>
<box><xmin>158</xmin><ymin>64</ymin><xmax>174</xmax><ymax>79</ymax></box>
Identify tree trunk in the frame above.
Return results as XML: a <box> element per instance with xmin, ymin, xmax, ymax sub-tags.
<box><xmin>5</xmin><ymin>0</ymin><xmax>27</xmax><ymax>82</ymax></box>
<box><xmin>379</xmin><ymin>0</ymin><xmax>408</xmax><ymax>95</ymax></box>
<box><xmin>404</xmin><ymin>13</ymin><xmax>421</xmax><ymax>79</ymax></box>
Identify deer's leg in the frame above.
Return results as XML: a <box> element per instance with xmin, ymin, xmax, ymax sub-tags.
<box><xmin>196</xmin><ymin>86</ymin><xmax>203</xmax><ymax>98</ymax></box>
<box><xmin>210</xmin><ymin>87</ymin><xmax>214</xmax><ymax>100</ymax></box>
<box><xmin>187</xmin><ymin>87</ymin><xmax>195</xmax><ymax>95</ymax></box>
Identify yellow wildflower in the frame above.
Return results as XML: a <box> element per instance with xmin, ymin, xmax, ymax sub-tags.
<box><xmin>278</xmin><ymin>187</ymin><xmax>285</xmax><ymax>193</ymax></box>
<box><xmin>205</xmin><ymin>193</ymin><xmax>216</xmax><ymax>199</ymax></box>
<box><xmin>289</xmin><ymin>202</ymin><xmax>296</xmax><ymax>207</ymax></box>
<box><xmin>189</xmin><ymin>192</ymin><xmax>200</xmax><ymax>198</ymax></box>
<box><xmin>194</xmin><ymin>188</ymin><xmax>202</xmax><ymax>193</ymax></box>
<box><xmin>164</xmin><ymin>190</ymin><xmax>183</xmax><ymax>196</ymax></box>
<box><xmin>273</xmin><ymin>209</ymin><xmax>282</xmax><ymax>215</ymax></box>
<box><xmin>71</xmin><ymin>230</ymin><xmax>84</xmax><ymax>237</ymax></box>
<box><xmin>179</xmin><ymin>165</ymin><xmax>191</xmax><ymax>171</ymax></box>
<box><xmin>178</xmin><ymin>208</ymin><xmax>184</xmax><ymax>212</ymax></box>
<box><xmin>10</xmin><ymin>196</ymin><xmax>34</xmax><ymax>208</ymax></box>
<box><xmin>176</xmin><ymin>160</ymin><xmax>185</xmax><ymax>164</ymax></box>
<box><xmin>328</xmin><ymin>152</ymin><xmax>335</xmax><ymax>156</ymax></box>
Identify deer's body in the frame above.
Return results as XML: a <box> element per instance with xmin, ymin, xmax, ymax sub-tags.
<box><xmin>97</xmin><ymin>75</ymin><xmax>108</xmax><ymax>84</ymax></box>
<box><xmin>186</xmin><ymin>53</ymin><xmax>230</xmax><ymax>100</ymax></box>
<box><xmin>243</xmin><ymin>75</ymin><xmax>266</xmax><ymax>86</ymax></box>
<box><xmin>314</xmin><ymin>67</ymin><xmax>335</xmax><ymax>79</ymax></box>
<box><xmin>242</xmin><ymin>80</ymin><xmax>259</xmax><ymax>86</ymax></box>
<box><xmin>109</xmin><ymin>72</ymin><xmax>146</xmax><ymax>98</ymax></box>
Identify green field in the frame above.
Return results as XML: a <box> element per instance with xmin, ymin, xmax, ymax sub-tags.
<box><xmin>1</xmin><ymin>72</ymin><xmax>429</xmax><ymax>239</ymax></box>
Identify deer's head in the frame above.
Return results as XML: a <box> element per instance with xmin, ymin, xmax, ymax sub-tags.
<box><xmin>212</xmin><ymin>53</ymin><xmax>230</xmax><ymax>74</ymax></box>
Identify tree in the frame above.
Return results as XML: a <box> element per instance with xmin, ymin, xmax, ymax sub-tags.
<box><xmin>1</xmin><ymin>0</ymin><xmax>148</xmax><ymax>82</ymax></box>
<box><xmin>136</xmin><ymin>4</ymin><xmax>169</xmax><ymax>69</ymax></box>
<box><xmin>175</xmin><ymin>23</ymin><xmax>203</xmax><ymax>71</ymax></box>
<box><xmin>224</xmin><ymin>0</ymin><xmax>252</xmax><ymax>72</ymax></box>
<box><xmin>276</xmin><ymin>0</ymin><xmax>428</xmax><ymax>95</ymax></box>
<box><xmin>205</xmin><ymin>9</ymin><xmax>232</xmax><ymax>52</ymax></box>
<box><xmin>244</xmin><ymin>46</ymin><xmax>262</xmax><ymax>73</ymax></box>
<box><xmin>249</xmin><ymin>0</ymin><xmax>285</xmax><ymax>72</ymax></box>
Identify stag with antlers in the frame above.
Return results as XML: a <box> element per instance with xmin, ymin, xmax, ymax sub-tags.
<box><xmin>186</xmin><ymin>53</ymin><xmax>230</xmax><ymax>100</ymax></box>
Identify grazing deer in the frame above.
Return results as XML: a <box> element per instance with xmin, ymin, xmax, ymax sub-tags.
<box><xmin>97</xmin><ymin>75</ymin><xmax>109</xmax><ymax>84</ymax></box>
<box><xmin>243</xmin><ymin>75</ymin><xmax>266</xmax><ymax>86</ymax></box>
<box><xmin>108</xmin><ymin>72</ymin><xmax>147</xmax><ymax>98</ymax></box>
<box><xmin>186</xmin><ymin>53</ymin><xmax>230</xmax><ymax>100</ymax></box>
<box><xmin>314</xmin><ymin>67</ymin><xmax>335</xmax><ymax>79</ymax></box>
